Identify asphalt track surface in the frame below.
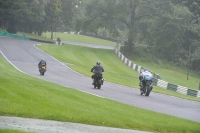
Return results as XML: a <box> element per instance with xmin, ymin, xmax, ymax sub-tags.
<box><xmin>0</xmin><ymin>37</ymin><xmax>200</xmax><ymax>132</ymax></box>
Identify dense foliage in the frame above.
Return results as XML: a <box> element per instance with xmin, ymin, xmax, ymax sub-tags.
<box><xmin>0</xmin><ymin>0</ymin><xmax>79</xmax><ymax>37</ymax></box>
<box><xmin>0</xmin><ymin>0</ymin><xmax>199</xmax><ymax>72</ymax></box>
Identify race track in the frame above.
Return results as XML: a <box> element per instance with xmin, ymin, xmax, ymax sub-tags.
<box><xmin>0</xmin><ymin>37</ymin><xmax>200</xmax><ymax>123</ymax></box>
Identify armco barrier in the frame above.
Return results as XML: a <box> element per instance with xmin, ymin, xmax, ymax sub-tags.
<box><xmin>157</xmin><ymin>79</ymin><xmax>168</xmax><ymax>89</ymax></box>
<box><xmin>114</xmin><ymin>46</ymin><xmax>161</xmax><ymax>79</ymax></box>
<box><xmin>0</xmin><ymin>31</ymin><xmax>55</xmax><ymax>44</ymax></box>
<box><xmin>167</xmin><ymin>83</ymin><xmax>178</xmax><ymax>92</ymax></box>
<box><xmin>0</xmin><ymin>31</ymin><xmax>5</xmax><ymax>36</ymax></box>
<box><xmin>114</xmin><ymin>46</ymin><xmax>200</xmax><ymax>98</ymax></box>
<box><xmin>0</xmin><ymin>31</ymin><xmax>30</xmax><ymax>40</ymax></box>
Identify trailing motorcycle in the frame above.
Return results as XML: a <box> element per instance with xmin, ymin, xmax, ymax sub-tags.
<box><xmin>92</xmin><ymin>73</ymin><xmax>104</xmax><ymax>89</ymax></box>
<box><xmin>140</xmin><ymin>75</ymin><xmax>153</xmax><ymax>96</ymax></box>
<box><xmin>39</xmin><ymin>65</ymin><xmax>46</xmax><ymax>75</ymax></box>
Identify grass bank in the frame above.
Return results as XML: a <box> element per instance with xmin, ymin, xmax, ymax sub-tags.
<box><xmin>42</xmin><ymin>32</ymin><xmax>116</xmax><ymax>46</ymax></box>
<box><xmin>1</xmin><ymin>48</ymin><xmax>200</xmax><ymax>133</ymax></box>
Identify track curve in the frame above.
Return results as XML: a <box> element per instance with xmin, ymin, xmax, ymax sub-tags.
<box><xmin>0</xmin><ymin>37</ymin><xmax>200</xmax><ymax>123</ymax></box>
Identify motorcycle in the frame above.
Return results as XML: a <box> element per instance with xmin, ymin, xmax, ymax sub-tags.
<box><xmin>39</xmin><ymin>65</ymin><xmax>46</xmax><ymax>75</ymax></box>
<box><xmin>140</xmin><ymin>75</ymin><xmax>153</xmax><ymax>96</ymax></box>
<box><xmin>92</xmin><ymin>73</ymin><xmax>104</xmax><ymax>89</ymax></box>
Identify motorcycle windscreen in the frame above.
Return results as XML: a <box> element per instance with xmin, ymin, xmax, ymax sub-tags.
<box><xmin>144</xmin><ymin>75</ymin><xmax>152</xmax><ymax>80</ymax></box>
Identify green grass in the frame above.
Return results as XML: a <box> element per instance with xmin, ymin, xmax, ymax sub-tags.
<box><xmin>1</xmin><ymin>49</ymin><xmax>200</xmax><ymax>133</ymax></box>
<box><xmin>37</xmin><ymin>44</ymin><xmax>200</xmax><ymax>102</ymax></box>
<box><xmin>0</xmin><ymin>129</ymin><xmax>30</xmax><ymax>133</ymax></box>
<box><xmin>42</xmin><ymin>32</ymin><xmax>116</xmax><ymax>46</ymax></box>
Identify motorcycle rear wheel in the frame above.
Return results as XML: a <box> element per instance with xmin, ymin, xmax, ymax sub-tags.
<box><xmin>144</xmin><ymin>86</ymin><xmax>151</xmax><ymax>96</ymax></box>
<box><xmin>40</xmin><ymin>71</ymin><xmax>45</xmax><ymax>75</ymax></box>
<box><xmin>97</xmin><ymin>84</ymin><xmax>101</xmax><ymax>89</ymax></box>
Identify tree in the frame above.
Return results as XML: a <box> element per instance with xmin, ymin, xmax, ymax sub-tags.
<box><xmin>0</xmin><ymin>0</ymin><xmax>5</xmax><ymax>28</ymax></box>
<box><xmin>17</xmin><ymin>0</ymin><xmax>46</xmax><ymax>35</ymax></box>
<box><xmin>45</xmin><ymin>0</ymin><xmax>62</xmax><ymax>39</ymax></box>
<box><xmin>171</xmin><ymin>0</ymin><xmax>200</xmax><ymax>71</ymax></box>
<box><xmin>58</xmin><ymin>0</ymin><xmax>81</xmax><ymax>32</ymax></box>
<box><xmin>147</xmin><ymin>2</ymin><xmax>193</xmax><ymax>62</ymax></box>
<box><xmin>0</xmin><ymin>0</ymin><xmax>47</xmax><ymax>35</ymax></box>
<box><xmin>0</xmin><ymin>0</ymin><xmax>29</xmax><ymax>33</ymax></box>
<box><xmin>77</xmin><ymin>0</ymin><xmax>170</xmax><ymax>54</ymax></box>
<box><xmin>172</xmin><ymin>0</ymin><xmax>200</xmax><ymax>20</ymax></box>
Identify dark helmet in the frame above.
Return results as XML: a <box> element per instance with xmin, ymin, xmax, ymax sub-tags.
<box><xmin>96</xmin><ymin>61</ymin><xmax>100</xmax><ymax>65</ymax></box>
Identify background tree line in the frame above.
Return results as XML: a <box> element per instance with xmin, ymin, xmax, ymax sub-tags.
<box><xmin>0</xmin><ymin>0</ymin><xmax>199</xmax><ymax>73</ymax></box>
<box><xmin>0</xmin><ymin>0</ymin><xmax>80</xmax><ymax>37</ymax></box>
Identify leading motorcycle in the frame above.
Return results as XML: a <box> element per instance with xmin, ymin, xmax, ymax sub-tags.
<box><xmin>140</xmin><ymin>75</ymin><xmax>153</xmax><ymax>96</ymax></box>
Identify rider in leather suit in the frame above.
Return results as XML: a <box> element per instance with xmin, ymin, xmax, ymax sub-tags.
<box><xmin>91</xmin><ymin>61</ymin><xmax>104</xmax><ymax>85</ymax></box>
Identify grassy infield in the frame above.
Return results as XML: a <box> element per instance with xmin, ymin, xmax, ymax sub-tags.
<box><xmin>0</xmin><ymin>32</ymin><xmax>200</xmax><ymax>133</ymax></box>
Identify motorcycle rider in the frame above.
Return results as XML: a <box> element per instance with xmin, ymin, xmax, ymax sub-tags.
<box><xmin>91</xmin><ymin>61</ymin><xmax>104</xmax><ymax>85</ymax></box>
<box><xmin>38</xmin><ymin>58</ymin><xmax>47</xmax><ymax>71</ymax></box>
<box><xmin>139</xmin><ymin>68</ymin><xmax>152</xmax><ymax>87</ymax></box>
<box><xmin>57</xmin><ymin>37</ymin><xmax>61</xmax><ymax>44</ymax></box>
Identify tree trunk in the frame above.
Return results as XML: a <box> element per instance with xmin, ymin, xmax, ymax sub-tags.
<box><xmin>126</xmin><ymin>24</ymin><xmax>134</xmax><ymax>54</ymax></box>
<box><xmin>127</xmin><ymin>34</ymin><xmax>134</xmax><ymax>54</ymax></box>
<box><xmin>51</xmin><ymin>21</ymin><xmax>53</xmax><ymax>39</ymax></box>
<box><xmin>51</xmin><ymin>30</ymin><xmax>53</xmax><ymax>40</ymax></box>
<box><xmin>38</xmin><ymin>30</ymin><xmax>42</xmax><ymax>36</ymax></box>
<box><xmin>125</xmin><ymin>0</ymin><xmax>136</xmax><ymax>54</ymax></box>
